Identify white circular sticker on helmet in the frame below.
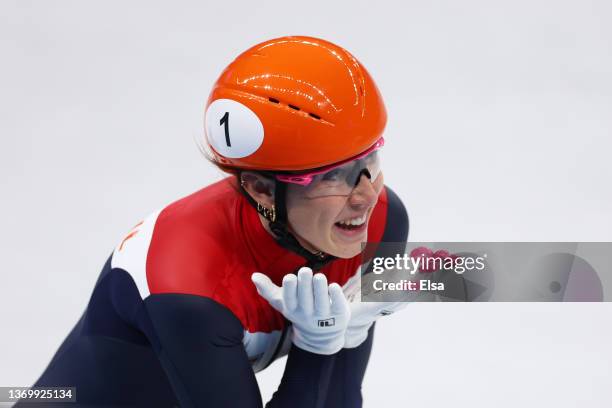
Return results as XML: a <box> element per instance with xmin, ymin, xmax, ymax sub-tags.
<box><xmin>206</xmin><ymin>99</ymin><xmax>264</xmax><ymax>158</ymax></box>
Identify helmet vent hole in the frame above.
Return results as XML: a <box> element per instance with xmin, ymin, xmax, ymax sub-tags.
<box><xmin>309</xmin><ymin>113</ymin><xmax>321</xmax><ymax>120</ymax></box>
<box><xmin>268</xmin><ymin>97</ymin><xmax>280</xmax><ymax>104</ymax></box>
<box><xmin>288</xmin><ymin>104</ymin><xmax>300</xmax><ymax>111</ymax></box>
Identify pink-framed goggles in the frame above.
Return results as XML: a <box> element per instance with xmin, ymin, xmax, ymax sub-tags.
<box><xmin>275</xmin><ymin>137</ymin><xmax>384</xmax><ymax>197</ymax></box>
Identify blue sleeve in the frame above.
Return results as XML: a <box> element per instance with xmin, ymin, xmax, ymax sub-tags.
<box><xmin>143</xmin><ymin>293</ymin><xmax>343</xmax><ymax>408</ymax></box>
<box><xmin>266</xmin><ymin>344</ymin><xmax>338</xmax><ymax>408</ymax></box>
<box><xmin>322</xmin><ymin>324</ymin><xmax>376</xmax><ymax>407</ymax></box>
<box><xmin>382</xmin><ymin>185</ymin><xmax>409</xmax><ymax>244</ymax></box>
<box><xmin>143</xmin><ymin>293</ymin><xmax>262</xmax><ymax>407</ymax></box>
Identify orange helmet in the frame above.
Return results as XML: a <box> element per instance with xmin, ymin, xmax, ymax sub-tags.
<box><xmin>204</xmin><ymin>36</ymin><xmax>387</xmax><ymax>172</ymax></box>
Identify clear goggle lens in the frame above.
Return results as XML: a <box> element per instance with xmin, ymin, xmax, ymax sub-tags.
<box><xmin>302</xmin><ymin>151</ymin><xmax>381</xmax><ymax>197</ymax></box>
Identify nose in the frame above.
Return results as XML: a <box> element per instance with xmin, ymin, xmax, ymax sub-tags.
<box><xmin>347</xmin><ymin>173</ymin><xmax>379</xmax><ymax>208</ymax></box>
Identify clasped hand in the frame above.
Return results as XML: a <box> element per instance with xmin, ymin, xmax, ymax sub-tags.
<box><xmin>252</xmin><ymin>267</ymin><xmax>409</xmax><ymax>354</ymax></box>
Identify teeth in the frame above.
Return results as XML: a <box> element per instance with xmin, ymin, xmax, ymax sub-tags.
<box><xmin>338</xmin><ymin>214</ymin><xmax>366</xmax><ymax>226</ymax></box>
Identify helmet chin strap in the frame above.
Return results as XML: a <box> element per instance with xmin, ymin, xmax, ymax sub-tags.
<box><xmin>238</xmin><ymin>174</ymin><xmax>336</xmax><ymax>271</ymax></box>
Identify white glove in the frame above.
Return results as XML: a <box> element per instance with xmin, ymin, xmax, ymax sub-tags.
<box><xmin>252</xmin><ymin>267</ymin><xmax>350</xmax><ymax>355</ymax></box>
<box><xmin>342</xmin><ymin>271</ymin><xmax>409</xmax><ymax>348</ymax></box>
<box><xmin>344</xmin><ymin>301</ymin><xmax>408</xmax><ymax>348</ymax></box>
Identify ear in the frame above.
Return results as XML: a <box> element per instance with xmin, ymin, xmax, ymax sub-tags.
<box><xmin>240</xmin><ymin>172</ymin><xmax>275</xmax><ymax>208</ymax></box>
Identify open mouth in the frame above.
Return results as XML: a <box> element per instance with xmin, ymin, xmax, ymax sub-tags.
<box><xmin>334</xmin><ymin>214</ymin><xmax>367</xmax><ymax>231</ymax></box>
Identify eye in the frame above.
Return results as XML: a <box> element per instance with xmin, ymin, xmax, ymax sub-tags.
<box><xmin>321</xmin><ymin>168</ymin><xmax>344</xmax><ymax>181</ymax></box>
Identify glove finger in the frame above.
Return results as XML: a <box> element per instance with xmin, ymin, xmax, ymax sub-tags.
<box><xmin>297</xmin><ymin>267</ymin><xmax>314</xmax><ymax>314</ymax></box>
<box><xmin>251</xmin><ymin>273</ymin><xmax>281</xmax><ymax>305</ymax></box>
<box><xmin>313</xmin><ymin>273</ymin><xmax>330</xmax><ymax>315</ymax></box>
<box><xmin>350</xmin><ymin>302</ymin><xmax>385</xmax><ymax>325</ymax></box>
<box><xmin>282</xmin><ymin>274</ymin><xmax>298</xmax><ymax>312</ymax></box>
<box><xmin>329</xmin><ymin>282</ymin><xmax>349</xmax><ymax>316</ymax></box>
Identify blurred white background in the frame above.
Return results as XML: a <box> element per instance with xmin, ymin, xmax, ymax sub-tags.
<box><xmin>1</xmin><ymin>0</ymin><xmax>611</xmax><ymax>406</ymax></box>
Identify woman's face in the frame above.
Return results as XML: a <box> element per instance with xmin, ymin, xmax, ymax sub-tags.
<box><xmin>285</xmin><ymin>172</ymin><xmax>384</xmax><ymax>259</ymax></box>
